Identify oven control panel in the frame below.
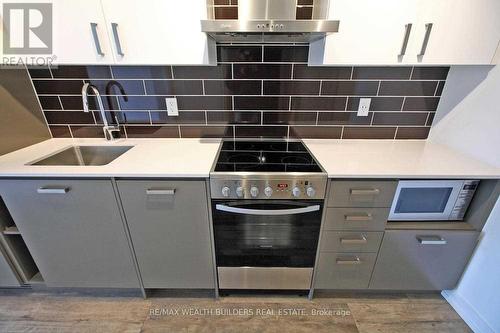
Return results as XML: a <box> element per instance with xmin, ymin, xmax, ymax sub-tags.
<box><xmin>210</xmin><ymin>177</ymin><xmax>327</xmax><ymax>200</ymax></box>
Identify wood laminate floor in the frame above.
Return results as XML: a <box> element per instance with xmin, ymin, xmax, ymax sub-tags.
<box><xmin>0</xmin><ymin>289</ymin><xmax>471</xmax><ymax>333</ymax></box>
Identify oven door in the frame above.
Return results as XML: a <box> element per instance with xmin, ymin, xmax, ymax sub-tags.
<box><xmin>388</xmin><ymin>180</ymin><xmax>464</xmax><ymax>221</ymax></box>
<box><xmin>212</xmin><ymin>200</ymin><xmax>322</xmax><ymax>268</ymax></box>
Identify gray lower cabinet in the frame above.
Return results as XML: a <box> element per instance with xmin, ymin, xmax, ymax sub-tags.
<box><xmin>369</xmin><ymin>230</ymin><xmax>479</xmax><ymax>290</ymax></box>
<box><xmin>0</xmin><ymin>179</ymin><xmax>139</xmax><ymax>288</ymax></box>
<box><xmin>117</xmin><ymin>180</ymin><xmax>215</xmax><ymax>289</ymax></box>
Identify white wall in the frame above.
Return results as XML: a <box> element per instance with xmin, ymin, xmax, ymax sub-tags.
<box><xmin>429</xmin><ymin>65</ymin><xmax>500</xmax><ymax>333</ymax></box>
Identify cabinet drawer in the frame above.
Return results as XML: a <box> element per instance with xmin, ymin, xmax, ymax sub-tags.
<box><xmin>328</xmin><ymin>180</ymin><xmax>397</xmax><ymax>207</ymax></box>
<box><xmin>321</xmin><ymin>231</ymin><xmax>383</xmax><ymax>253</ymax></box>
<box><xmin>324</xmin><ymin>207</ymin><xmax>389</xmax><ymax>231</ymax></box>
<box><xmin>369</xmin><ymin>230</ymin><xmax>479</xmax><ymax>290</ymax></box>
<box><xmin>314</xmin><ymin>252</ymin><xmax>377</xmax><ymax>289</ymax></box>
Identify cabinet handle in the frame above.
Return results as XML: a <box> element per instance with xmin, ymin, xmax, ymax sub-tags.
<box><xmin>90</xmin><ymin>23</ymin><xmax>104</xmax><ymax>56</ymax></box>
<box><xmin>340</xmin><ymin>235</ymin><xmax>367</xmax><ymax>244</ymax></box>
<box><xmin>399</xmin><ymin>23</ymin><xmax>412</xmax><ymax>56</ymax></box>
<box><xmin>111</xmin><ymin>23</ymin><xmax>124</xmax><ymax>56</ymax></box>
<box><xmin>37</xmin><ymin>187</ymin><xmax>70</xmax><ymax>194</ymax></box>
<box><xmin>336</xmin><ymin>257</ymin><xmax>362</xmax><ymax>265</ymax></box>
<box><xmin>344</xmin><ymin>213</ymin><xmax>372</xmax><ymax>222</ymax></box>
<box><xmin>146</xmin><ymin>189</ymin><xmax>176</xmax><ymax>195</ymax></box>
<box><xmin>418</xmin><ymin>23</ymin><xmax>433</xmax><ymax>56</ymax></box>
<box><xmin>350</xmin><ymin>189</ymin><xmax>380</xmax><ymax>196</ymax></box>
<box><xmin>417</xmin><ymin>235</ymin><xmax>447</xmax><ymax>245</ymax></box>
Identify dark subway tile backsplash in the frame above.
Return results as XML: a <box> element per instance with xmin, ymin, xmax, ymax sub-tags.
<box><xmin>293</xmin><ymin>64</ymin><xmax>351</xmax><ymax>79</ymax></box>
<box><xmin>204</xmin><ymin>80</ymin><xmax>261</xmax><ymax>95</ymax></box>
<box><xmin>233</xmin><ymin>64</ymin><xmax>292</xmax><ymax>79</ymax></box>
<box><xmin>30</xmin><ymin>44</ymin><xmax>446</xmax><ymax>140</ymax></box>
<box><xmin>217</xmin><ymin>45</ymin><xmax>262</xmax><ymax>62</ymax></box>
<box><xmin>263</xmin><ymin>46</ymin><xmax>309</xmax><ymax>62</ymax></box>
<box><xmin>264</xmin><ymin>81</ymin><xmax>320</xmax><ymax>95</ymax></box>
<box><xmin>144</xmin><ymin>80</ymin><xmax>203</xmax><ymax>95</ymax></box>
<box><xmin>352</xmin><ymin>67</ymin><xmax>412</xmax><ymax>80</ymax></box>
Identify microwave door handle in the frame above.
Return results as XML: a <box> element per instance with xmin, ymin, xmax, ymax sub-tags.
<box><xmin>215</xmin><ymin>204</ymin><xmax>320</xmax><ymax>216</ymax></box>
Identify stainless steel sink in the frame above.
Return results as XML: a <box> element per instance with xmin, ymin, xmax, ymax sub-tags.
<box><xmin>29</xmin><ymin>146</ymin><xmax>133</xmax><ymax>166</ymax></box>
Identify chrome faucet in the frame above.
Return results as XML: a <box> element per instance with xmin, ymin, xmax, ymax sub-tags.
<box><xmin>81</xmin><ymin>83</ymin><xmax>121</xmax><ymax>141</ymax></box>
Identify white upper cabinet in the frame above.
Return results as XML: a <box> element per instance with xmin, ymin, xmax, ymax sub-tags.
<box><xmin>0</xmin><ymin>0</ymin><xmax>114</xmax><ymax>64</ymax></box>
<box><xmin>100</xmin><ymin>0</ymin><xmax>216</xmax><ymax>65</ymax></box>
<box><xmin>309</xmin><ymin>0</ymin><xmax>417</xmax><ymax>65</ymax></box>
<box><xmin>310</xmin><ymin>0</ymin><xmax>500</xmax><ymax>65</ymax></box>
<box><xmin>0</xmin><ymin>0</ymin><xmax>215</xmax><ymax>64</ymax></box>
<box><xmin>408</xmin><ymin>0</ymin><xmax>500</xmax><ymax>64</ymax></box>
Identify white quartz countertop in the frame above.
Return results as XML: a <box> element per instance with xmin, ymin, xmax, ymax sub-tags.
<box><xmin>303</xmin><ymin>139</ymin><xmax>500</xmax><ymax>179</ymax></box>
<box><xmin>0</xmin><ymin>138</ymin><xmax>221</xmax><ymax>178</ymax></box>
<box><xmin>0</xmin><ymin>138</ymin><xmax>498</xmax><ymax>179</ymax></box>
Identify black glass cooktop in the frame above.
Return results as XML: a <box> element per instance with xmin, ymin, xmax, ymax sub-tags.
<box><xmin>214</xmin><ymin>140</ymin><xmax>323</xmax><ymax>173</ymax></box>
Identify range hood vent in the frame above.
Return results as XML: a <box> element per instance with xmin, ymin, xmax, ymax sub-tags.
<box><xmin>201</xmin><ymin>0</ymin><xmax>339</xmax><ymax>43</ymax></box>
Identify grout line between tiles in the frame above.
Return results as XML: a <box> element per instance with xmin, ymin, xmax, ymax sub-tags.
<box><xmin>433</xmin><ymin>81</ymin><xmax>440</xmax><ymax>96</ymax></box>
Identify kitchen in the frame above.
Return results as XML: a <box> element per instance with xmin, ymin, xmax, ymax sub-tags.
<box><xmin>0</xmin><ymin>0</ymin><xmax>499</xmax><ymax>332</ymax></box>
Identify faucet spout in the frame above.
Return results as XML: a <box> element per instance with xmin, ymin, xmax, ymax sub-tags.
<box><xmin>81</xmin><ymin>83</ymin><xmax>120</xmax><ymax>140</ymax></box>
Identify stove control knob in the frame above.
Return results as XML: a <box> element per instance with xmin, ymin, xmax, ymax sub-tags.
<box><xmin>264</xmin><ymin>186</ymin><xmax>273</xmax><ymax>197</ymax></box>
<box><xmin>235</xmin><ymin>186</ymin><xmax>244</xmax><ymax>198</ymax></box>
<box><xmin>221</xmin><ymin>186</ymin><xmax>231</xmax><ymax>197</ymax></box>
<box><xmin>306</xmin><ymin>186</ymin><xmax>316</xmax><ymax>198</ymax></box>
<box><xmin>250</xmin><ymin>186</ymin><xmax>259</xmax><ymax>198</ymax></box>
<box><xmin>292</xmin><ymin>186</ymin><xmax>301</xmax><ymax>197</ymax></box>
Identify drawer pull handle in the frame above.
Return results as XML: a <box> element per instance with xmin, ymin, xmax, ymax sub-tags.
<box><xmin>350</xmin><ymin>189</ymin><xmax>380</xmax><ymax>196</ymax></box>
<box><xmin>417</xmin><ymin>236</ymin><xmax>447</xmax><ymax>245</ymax></box>
<box><xmin>336</xmin><ymin>257</ymin><xmax>362</xmax><ymax>265</ymax></box>
<box><xmin>37</xmin><ymin>187</ymin><xmax>70</xmax><ymax>194</ymax></box>
<box><xmin>340</xmin><ymin>235</ymin><xmax>367</xmax><ymax>244</ymax></box>
<box><xmin>344</xmin><ymin>213</ymin><xmax>372</xmax><ymax>222</ymax></box>
<box><xmin>146</xmin><ymin>189</ymin><xmax>176</xmax><ymax>195</ymax></box>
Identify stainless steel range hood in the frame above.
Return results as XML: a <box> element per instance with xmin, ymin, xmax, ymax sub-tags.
<box><xmin>201</xmin><ymin>0</ymin><xmax>339</xmax><ymax>43</ymax></box>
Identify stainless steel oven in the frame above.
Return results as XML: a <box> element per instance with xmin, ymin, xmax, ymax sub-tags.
<box><xmin>212</xmin><ymin>199</ymin><xmax>323</xmax><ymax>290</ymax></box>
<box><xmin>209</xmin><ymin>140</ymin><xmax>327</xmax><ymax>291</ymax></box>
<box><xmin>389</xmin><ymin>180</ymin><xmax>479</xmax><ymax>221</ymax></box>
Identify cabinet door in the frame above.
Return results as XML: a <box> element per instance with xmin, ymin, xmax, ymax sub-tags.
<box><xmin>0</xmin><ymin>0</ymin><xmax>115</xmax><ymax>64</ymax></box>
<box><xmin>369</xmin><ymin>230</ymin><xmax>479</xmax><ymax>290</ymax></box>
<box><xmin>100</xmin><ymin>0</ymin><xmax>216</xmax><ymax>65</ymax></box>
<box><xmin>0</xmin><ymin>179</ymin><xmax>139</xmax><ymax>288</ymax></box>
<box><xmin>310</xmin><ymin>0</ymin><xmax>416</xmax><ymax>65</ymax></box>
<box><xmin>408</xmin><ymin>0</ymin><xmax>500</xmax><ymax>64</ymax></box>
<box><xmin>117</xmin><ymin>180</ymin><xmax>215</xmax><ymax>289</ymax></box>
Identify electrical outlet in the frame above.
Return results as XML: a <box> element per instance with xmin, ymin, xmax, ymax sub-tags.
<box><xmin>357</xmin><ymin>98</ymin><xmax>371</xmax><ymax>116</ymax></box>
<box><xmin>165</xmin><ymin>97</ymin><xmax>179</xmax><ymax>116</ymax></box>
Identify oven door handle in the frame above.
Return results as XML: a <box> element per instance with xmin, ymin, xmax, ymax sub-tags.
<box><xmin>215</xmin><ymin>204</ymin><xmax>321</xmax><ymax>216</ymax></box>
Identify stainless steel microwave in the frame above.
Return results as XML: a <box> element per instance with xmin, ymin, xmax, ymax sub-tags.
<box><xmin>388</xmin><ymin>180</ymin><xmax>479</xmax><ymax>221</ymax></box>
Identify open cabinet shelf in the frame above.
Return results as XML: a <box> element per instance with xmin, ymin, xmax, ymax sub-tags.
<box><xmin>0</xmin><ymin>197</ymin><xmax>42</xmax><ymax>286</ymax></box>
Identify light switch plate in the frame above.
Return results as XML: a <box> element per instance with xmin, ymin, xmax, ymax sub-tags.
<box><xmin>357</xmin><ymin>98</ymin><xmax>371</xmax><ymax>116</ymax></box>
<box><xmin>166</xmin><ymin>97</ymin><xmax>179</xmax><ymax>116</ymax></box>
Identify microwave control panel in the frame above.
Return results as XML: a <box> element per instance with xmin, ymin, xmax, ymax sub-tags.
<box><xmin>449</xmin><ymin>180</ymin><xmax>480</xmax><ymax>220</ymax></box>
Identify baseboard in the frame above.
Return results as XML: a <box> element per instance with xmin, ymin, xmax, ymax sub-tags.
<box><xmin>442</xmin><ymin>290</ymin><xmax>496</xmax><ymax>333</ymax></box>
